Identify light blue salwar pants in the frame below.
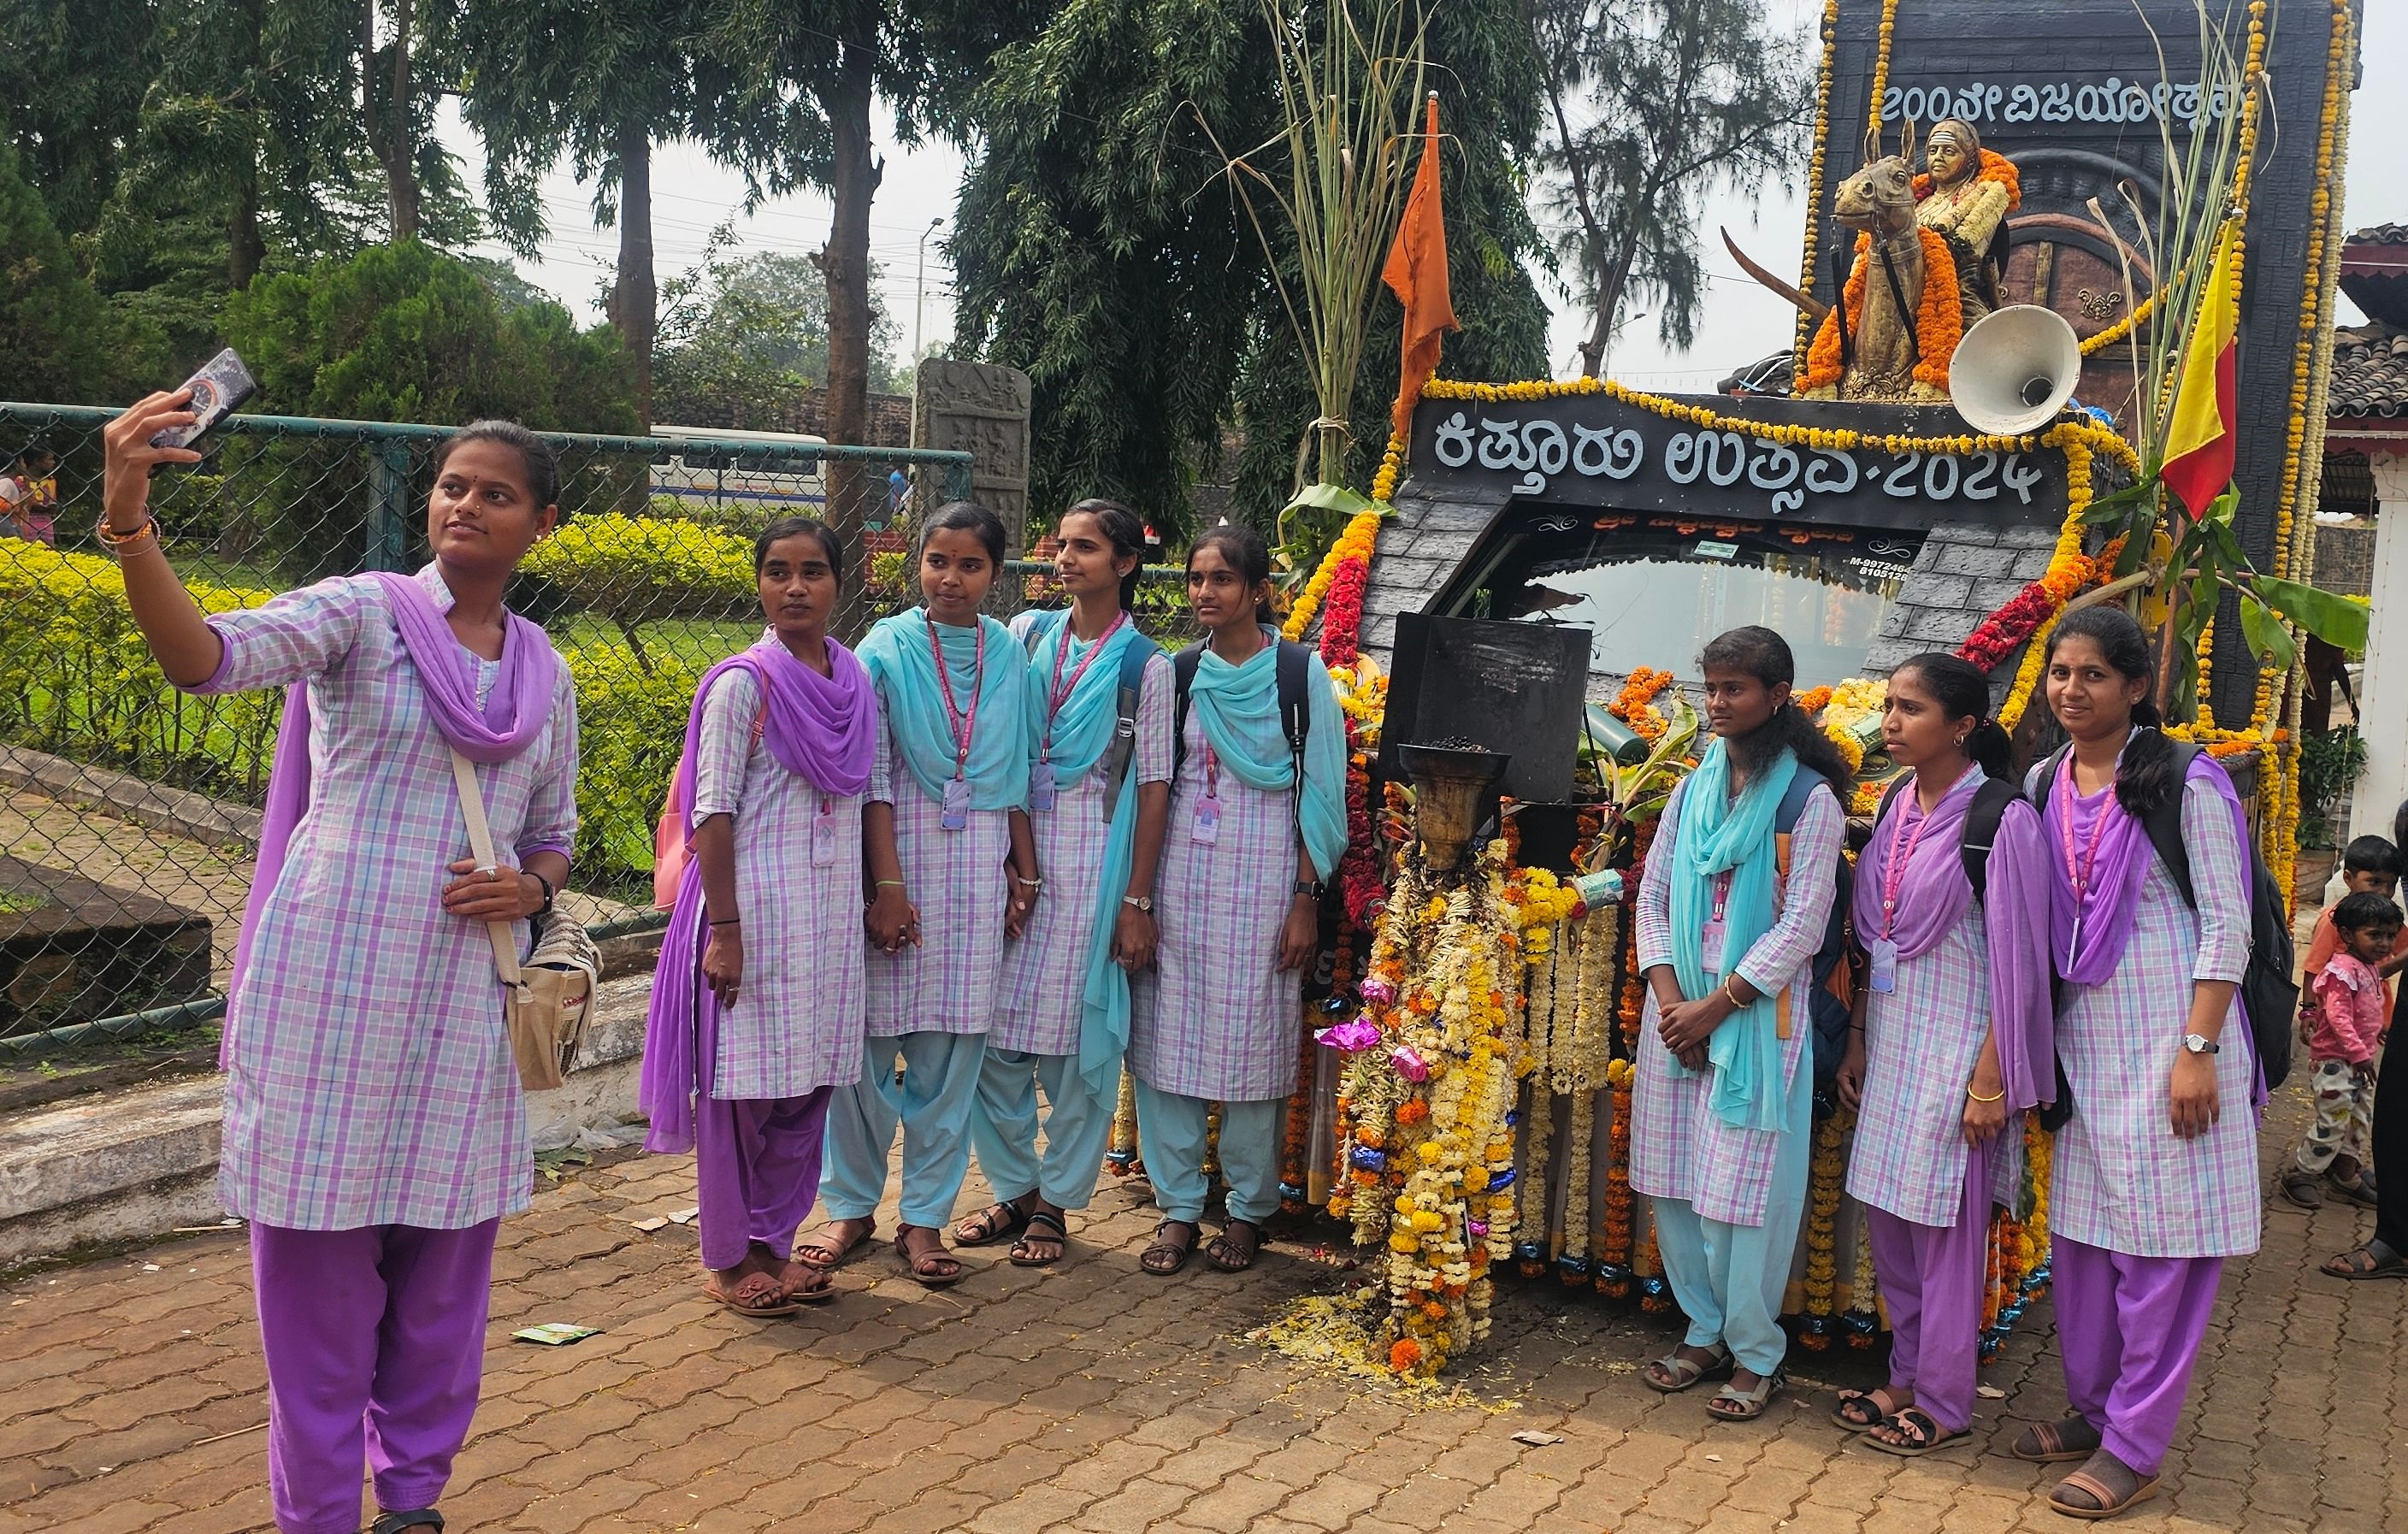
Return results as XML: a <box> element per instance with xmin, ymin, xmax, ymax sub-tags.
<box><xmin>820</xmin><ymin>1031</ymin><xmax>986</xmax><ymax>1230</ymax></box>
<box><xmin>1132</xmin><ymin>1083</ymin><xmax>1284</xmax><ymax>1224</ymax></box>
<box><xmin>969</xmin><ymin>1048</ymin><xmax>1113</xmax><ymax>1212</ymax></box>
<box><xmin>1649</xmin><ymin>1047</ymin><xmax>1815</xmax><ymax>1377</ymax></box>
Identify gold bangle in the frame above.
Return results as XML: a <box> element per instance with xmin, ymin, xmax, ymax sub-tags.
<box><xmin>1722</xmin><ymin>978</ymin><xmax>1747</xmax><ymax>1008</ymax></box>
<box><xmin>1966</xmin><ymin>1084</ymin><xmax>2006</xmax><ymax>1103</ymax></box>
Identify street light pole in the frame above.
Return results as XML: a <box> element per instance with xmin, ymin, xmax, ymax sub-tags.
<box><xmin>914</xmin><ymin>215</ymin><xmax>945</xmax><ymax>362</ymax></box>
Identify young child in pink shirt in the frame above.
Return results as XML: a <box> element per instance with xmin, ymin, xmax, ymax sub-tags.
<box><xmin>2283</xmin><ymin>890</ymin><xmax>2405</xmax><ymax>1210</ymax></box>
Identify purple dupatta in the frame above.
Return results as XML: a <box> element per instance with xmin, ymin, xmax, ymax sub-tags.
<box><xmin>220</xmin><ymin>568</ymin><xmax>563</xmax><ymax>1061</ymax></box>
<box><xmin>1853</xmin><ymin>770</ymin><xmax>2056</xmax><ymax>1117</ymax></box>
<box><xmin>640</xmin><ymin>637</ymin><xmax>877</xmax><ymax>1152</ymax></box>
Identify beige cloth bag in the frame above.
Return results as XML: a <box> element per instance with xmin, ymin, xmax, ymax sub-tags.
<box><xmin>448</xmin><ymin>749</ymin><xmax>599</xmax><ymax>1090</ymax></box>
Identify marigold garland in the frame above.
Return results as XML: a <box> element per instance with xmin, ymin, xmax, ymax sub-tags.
<box><xmin>1797</xmin><ymin>229</ymin><xmax>1962</xmax><ymax>399</ymax></box>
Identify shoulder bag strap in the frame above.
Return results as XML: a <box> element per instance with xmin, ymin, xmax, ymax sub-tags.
<box><xmin>448</xmin><ymin>747</ymin><xmax>527</xmax><ymax>988</ymax></box>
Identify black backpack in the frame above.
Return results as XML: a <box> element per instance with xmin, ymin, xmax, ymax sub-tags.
<box><xmin>2033</xmin><ymin>741</ymin><xmax>2297</xmax><ymax>1089</ymax></box>
<box><xmin>1774</xmin><ymin>770</ymin><xmax>1856</xmax><ymax>1100</ymax></box>
<box><xmin>1020</xmin><ymin>611</ymin><xmax>1160</xmax><ymax>820</ymax></box>
<box><xmin>1172</xmin><ymin>638</ymin><xmax>1313</xmax><ymax>833</ymax></box>
<box><xmin>1874</xmin><ymin>772</ymin><xmax>2027</xmax><ymax>901</ymax></box>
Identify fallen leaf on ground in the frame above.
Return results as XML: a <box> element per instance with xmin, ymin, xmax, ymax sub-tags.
<box><xmin>1511</xmin><ymin>1430</ymin><xmax>1566</xmax><ymax>1446</ymax></box>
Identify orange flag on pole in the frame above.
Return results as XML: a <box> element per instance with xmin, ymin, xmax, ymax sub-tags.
<box><xmin>1383</xmin><ymin>93</ymin><xmax>1457</xmax><ymax>441</ymax></box>
<box><xmin>2160</xmin><ymin>221</ymin><xmax>2243</xmax><ymax>518</ymax></box>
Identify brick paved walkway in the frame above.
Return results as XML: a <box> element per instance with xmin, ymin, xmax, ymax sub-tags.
<box><xmin>3</xmin><ymin>1083</ymin><xmax>2402</xmax><ymax>1534</ymax></box>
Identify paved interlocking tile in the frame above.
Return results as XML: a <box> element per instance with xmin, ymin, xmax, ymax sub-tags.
<box><xmin>3</xmin><ymin>1077</ymin><xmax>2402</xmax><ymax>1532</ymax></box>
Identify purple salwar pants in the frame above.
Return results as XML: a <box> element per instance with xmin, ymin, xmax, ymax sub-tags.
<box><xmin>694</xmin><ymin>1084</ymin><xmax>833</xmax><ymax>1271</ymax></box>
<box><xmin>1862</xmin><ymin>1136</ymin><xmax>1994</xmax><ymax>1434</ymax></box>
<box><xmin>2051</xmin><ymin>1236</ymin><xmax>2224</xmax><ymax>1477</ymax></box>
<box><xmin>251</xmin><ymin>1219</ymin><xmax>498</xmax><ymax>1534</ymax></box>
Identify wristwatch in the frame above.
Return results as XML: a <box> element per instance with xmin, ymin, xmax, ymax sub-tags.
<box><xmin>2181</xmin><ymin>1033</ymin><xmax>2220</xmax><ymax>1055</ymax></box>
<box><xmin>1121</xmin><ymin>894</ymin><xmax>1154</xmax><ymax>913</ymax></box>
<box><xmin>1293</xmin><ymin>879</ymin><xmax>1326</xmax><ymax>901</ymax></box>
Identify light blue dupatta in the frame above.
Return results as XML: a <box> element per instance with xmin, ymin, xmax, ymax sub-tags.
<box><xmin>1667</xmin><ymin>740</ymin><xmax>1798</xmax><ymax>1131</ymax></box>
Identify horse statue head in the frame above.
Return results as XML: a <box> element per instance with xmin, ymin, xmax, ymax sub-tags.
<box><xmin>1833</xmin><ymin>120</ymin><xmax>1921</xmax><ymax>241</ymax></box>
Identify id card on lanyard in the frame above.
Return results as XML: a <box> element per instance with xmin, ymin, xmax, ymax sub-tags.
<box><xmin>927</xmin><ymin>614</ymin><xmax>983</xmax><ymax>832</ymax></box>
<box><xmin>1191</xmin><ymin>743</ymin><xmax>1223</xmax><ymax>845</ymax></box>
<box><xmin>2056</xmin><ymin>762</ymin><xmax>2115</xmax><ymax>971</ymax></box>
<box><xmin>1033</xmin><ymin>612</ymin><xmax>1124</xmax><ymax>814</ymax></box>
<box><xmin>813</xmin><ymin>793</ymin><xmax>841</xmax><ymax>866</ymax></box>
<box><xmin>1868</xmin><ymin>793</ymin><xmax>1943</xmax><ymax>994</ymax></box>
<box><xmin>1701</xmin><ymin>874</ymin><xmax>1730</xmax><ymax>973</ymax></box>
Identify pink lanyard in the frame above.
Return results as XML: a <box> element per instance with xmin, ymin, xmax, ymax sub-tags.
<box><xmin>1042</xmin><ymin>612</ymin><xmax>1124</xmax><ymax>761</ymax></box>
<box><xmin>1876</xmin><ymin>790</ymin><xmax>1943</xmax><ymax>940</ymax></box>
<box><xmin>924</xmin><ymin>613</ymin><xmax>984</xmax><ymax>781</ymax></box>
<box><xmin>2055</xmin><ymin>762</ymin><xmax>2116</xmax><ymax>916</ymax></box>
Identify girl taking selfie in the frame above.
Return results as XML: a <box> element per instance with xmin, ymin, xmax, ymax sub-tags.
<box><xmin>101</xmin><ymin>397</ymin><xmax>579</xmax><ymax>1534</ymax></box>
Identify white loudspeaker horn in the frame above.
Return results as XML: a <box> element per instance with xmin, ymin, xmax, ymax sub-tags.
<box><xmin>1950</xmin><ymin>304</ymin><xmax>2083</xmax><ymax>434</ymax></box>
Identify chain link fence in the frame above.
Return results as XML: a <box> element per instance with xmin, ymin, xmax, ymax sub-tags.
<box><xmin>0</xmin><ymin>402</ymin><xmax>1195</xmax><ymax>1054</ymax></box>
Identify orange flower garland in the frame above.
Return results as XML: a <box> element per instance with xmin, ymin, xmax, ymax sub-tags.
<box><xmin>1797</xmin><ymin>229</ymin><xmax>1962</xmax><ymax>398</ymax></box>
<box><xmin>1911</xmin><ymin>147</ymin><xmax>2021</xmax><ymax>209</ymax></box>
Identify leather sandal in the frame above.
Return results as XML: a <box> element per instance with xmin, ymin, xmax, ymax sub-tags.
<box><xmin>2049</xmin><ymin>1456</ymin><xmax>2159</xmax><ymax>1520</ymax></box>
<box><xmin>1141</xmin><ymin>1219</ymin><xmax>1198</xmax><ymax>1276</ymax></box>
<box><xmin>953</xmin><ymin>1199</ymin><xmax>1031</xmax><ymax>1248</ymax></box>
<box><xmin>1010</xmin><ymin>1210</ymin><xmax>1068</xmax><ymax>1267</ymax></box>
<box><xmin>2011</xmin><ymin>1416</ymin><xmax>2103</xmax><ymax>1463</ymax></box>
<box><xmin>1705</xmin><ymin>1370</ymin><xmax>1785</xmax><ymax>1422</ymax></box>
<box><xmin>369</xmin><ymin>1513</ymin><xmax>443</xmax><ymax>1534</ymax></box>
<box><xmin>1832</xmin><ymin>1386</ymin><xmax>1909</xmax><ymax>1431</ymax></box>
<box><xmin>1865</xmin><ymin>1407</ymin><xmax>1960</xmax><ymax>1457</ymax></box>
<box><xmin>894</xmin><ymin>1224</ymin><xmax>964</xmax><ymax>1288</ymax></box>
<box><xmin>1641</xmin><ymin>1342</ymin><xmax>1734</xmax><ymax>1394</ymax></box>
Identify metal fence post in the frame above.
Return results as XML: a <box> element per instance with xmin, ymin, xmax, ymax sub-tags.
<box><xmin>364</xmin><ymin>438</ymin><xmax>412</xmax><ymax>572</ymax></box>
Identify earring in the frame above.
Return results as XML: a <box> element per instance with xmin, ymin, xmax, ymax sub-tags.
<box><xmin>1955</xmin><ymin>735</ymin><xmax>1968</xmax><ymax>747</ymax></box>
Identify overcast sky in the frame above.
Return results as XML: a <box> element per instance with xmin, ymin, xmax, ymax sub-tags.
<box><xmin>440</xmin><ymin>0</ymin><xmax>2405</xmax><ymax>394</ymax></box>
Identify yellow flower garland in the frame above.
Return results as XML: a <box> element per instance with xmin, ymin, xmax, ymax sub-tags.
<box><xmin>1797</xmin><ymin>0</ymin><xmax>1844</xmax><ymax>369</ymax></box>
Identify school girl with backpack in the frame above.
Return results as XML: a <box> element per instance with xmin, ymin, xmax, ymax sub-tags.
<box><xmin>640</xmin><ymin>517</ymin><xmax>878</xmax><ymax>1315</ymax></box>
<box><xmin>2011</xmin><ymin>605</ymin><xmax>2261</xmax><ymax>1520</ymax></box>
<box><xmin>102</xmin><ymin>399</ymin><xmax>579</xmax><ymax>1534</ymax></box>
<box><xmin>805</xmin><ymin>501</ymin><xmax>1036</xmax><ymax>1288</ymax></box>
<box><xmin>1632</xmin><ymin>626</ymin><xmax>1849</xmax><ymax>1422</ymax></box>
<box><xmin>1831</xmin><ymin>653</ymin><xmax>2053</xmax><ymax>1455</ymax></box>
<box><xmin>954</xmin><ymin>500</ymin><xmax>1173</xmax><ymax>1267</ymax></box>
<box><xmin>1130</xmin><ymin>524</ymin><xmax>1346</xmax><ymax>1275</ymax></box>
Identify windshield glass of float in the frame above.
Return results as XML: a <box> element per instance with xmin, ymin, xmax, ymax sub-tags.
<box><xmin>1439</xmin><ymin>521</ymin><xmax>1924</xmax><ymax>690</ymax></box>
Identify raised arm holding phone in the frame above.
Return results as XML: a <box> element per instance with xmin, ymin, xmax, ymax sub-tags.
<box><xmin>102</xmin><ymin>386</ymin><xmax>579</xmax><ymax>1534</ymax></box>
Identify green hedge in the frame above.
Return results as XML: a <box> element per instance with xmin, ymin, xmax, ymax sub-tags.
<box><xmin>1</xmin><ymin>540</ymin><xmax>699</xmax><ymax>883</ymax></box>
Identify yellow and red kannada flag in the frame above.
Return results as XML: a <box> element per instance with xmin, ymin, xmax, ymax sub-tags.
<box><xmin>1383</xmin><ymin>92</ymin><xmax>1457</xmax><ymax>441</ymax></box>
<box><xmin>2160</xmin><ymin>220</ymin><xmax>2243</xmax><ymax>518</ymax></box>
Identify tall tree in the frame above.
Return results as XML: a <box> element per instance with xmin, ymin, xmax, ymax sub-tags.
<box><xmin>362</xmin><ymin>0</ymin><xmax>422</xmax><ymax>241</ymax></box>
<box><xmin>447</xmin><ymin>1</ymin><xmax>762</xmax><ymax>426</ymax></box>
<box><xmin>951</xmin><ymin>0</ymin><xmax>1550</xmax><ymax>534</ymax></box>
<box><xmin>1526</xmin><ymin>0</ymin><xmax>1809</xmax><ymax>375</ymax></box>
<box><xmin>0</xmin><ymin>0</ymin><xmax>161</xmax><ymax>239</ymax></box>
<box><xmin>703</xmin><ymin>2</ymin><xmax>1019</xmax><ymax>554</ymax></box>
<box><xmin>654</xmin><ymin>239</ymin><xmax>906</xmax><ymax>426</ymax></box>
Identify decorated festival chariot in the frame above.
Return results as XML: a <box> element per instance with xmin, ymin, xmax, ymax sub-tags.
<box><xmin>1118</xmin><ymin>0</ymin><xmax>2367</xmax><ymax>1379</ymax></box>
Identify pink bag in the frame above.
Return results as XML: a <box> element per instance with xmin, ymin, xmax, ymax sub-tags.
<box><xmin>652</xmin><ymin>697</ymin><xmax>765</xmax><ymax>910</ymax></box>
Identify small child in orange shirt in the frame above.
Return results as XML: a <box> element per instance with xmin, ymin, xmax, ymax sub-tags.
<box><xmin>2302</xmin><ymin>835</ymin><xmax>2408</xmax><ymax>1006</ymax></box>
<box><xmin>2285</xmin><ymin>884</ymin><xmax>2406</xmax><ymax>1209</ymax></box>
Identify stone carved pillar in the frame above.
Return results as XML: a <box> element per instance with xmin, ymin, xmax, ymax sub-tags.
<box><xmin>912</xmin><ymin>360</ymin><xmax>1034</xmax><ymax>558</ymax></box>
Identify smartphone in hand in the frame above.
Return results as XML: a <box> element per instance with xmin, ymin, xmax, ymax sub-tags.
<box><xmin>150</xmin><ymin>349</ymin><xmax>258</xmax><ymax>450</ymax></box>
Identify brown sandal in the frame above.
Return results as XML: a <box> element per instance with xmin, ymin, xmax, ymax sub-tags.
<box><xmin>2048</xmin><ymin>1456</ymin><xmax>2158</xmax><ymax>1520</ymax></box>
<box><xmin>776</xmin><ymin>1259</ymin><xmax>835</xmax><ymax>1304</ymax></box>
<box><xmin>1141</xmin><ymin>1219</ymin><xmax>1198</xmax><ymax>1276</ymax></box>
<box><xmin>2011</xmin><ymin>1417</ymin><xmax>2103</xmax><ymax>1464</ymax></box>
<box><xmin>794</xmin><ymin>1218</ymin><xmax>876</xmax><ymax>1271</ymax></box>
<box><xmin>894</xmin><ymin>1224</ymin><xmax>964</xmax><ymax>1288</ymax></box>
<box><xmin>702</xmin><ymin>1271</ymin><xmax>801</xmax><ymax>1318</ymax></box>
<box><xmin>1206</xmin><ymin>1218</ymin><xmax>1260</xmax><ymax>1272</ymax></box>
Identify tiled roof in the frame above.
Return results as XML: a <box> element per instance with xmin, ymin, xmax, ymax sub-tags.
<box><xmin>2349</xmin><ymin>223</ymin><xmax>2408</xmax><ymax>246</ymax></box>
<box><xmin>2331</xmin><ymin>323</ymin><xmax>2408</xmax><ymax>420</ymax></box>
